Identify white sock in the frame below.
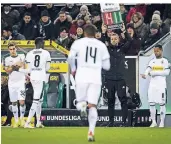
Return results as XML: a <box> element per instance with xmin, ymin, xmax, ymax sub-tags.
<box><xmin>76</xmin><ymin>101</ymin><xmax>87</xmax><ymax>111</ymax></box>
<box><xmin>20</xmin><ymin>105</ymin><xmax>26</xmax><ymax>120</ymax></box>
<box><xmin>36</xmin><ymin>101</ymin><xmax>42</xmax><ymax>125</ymax></box>
<box><xmin>88</xmin><ymin>107</ymin><xmax>98</xmax><ymax>135</ymax></box>
<box><xmin>160</xmin><ymin>104</ymin><xmax>166</xmax><ymax>124</ymax></box>
<box><xmin>149</xmin><ymin>103</ymin><xmax>156</xmax><ymax>123</ymax></box>
<box><xmin>26</xmin><ymin>101</ymin><xmax>38</xmax><ymax>124</ymax></box>
<box><xmin>12</xmin><ymin>105</ymin><xmax>19</xmax><ymax>123</ymax></box>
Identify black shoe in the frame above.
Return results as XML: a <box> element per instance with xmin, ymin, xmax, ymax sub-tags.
<box><xmin>106</xmin><ymin>122</ymin><xmax>114</xmax><ymax>127</ymax></box>
<box><xmin>2</xmin><ymin>123</ymin><xmax>11</xmax><ymax>127</ymax></box>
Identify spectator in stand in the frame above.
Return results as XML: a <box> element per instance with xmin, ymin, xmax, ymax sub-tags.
<box><xmin>56</xmin><ymin>27</ymin><xmax>72</xmax><ymax>50</ymax></box>
<box><xmin>125</xmin><ymin>23</ymin><xmax>141</xmax><ymax>55</ymax></box>
<box><xmin>2</xmin><ymin>26</ymin><xmax>13</xmax><ymax>40</ymax></box>
<box><xmin>120</xmin><ymin>4</ymin><xmax>128</xmax><ymax>25</ymax></box>
<box><xmin>150</xmin><ymin>10</ymin><xmax>170</xmax><ymax>35</ymax></box>
<box><xmin>89</xmin><ymin>4</ymin><xmax>101</xmax><ymax>14</ymax></box>
<box><xmin>130</xmin><ymin>12</ymin><xmax>148</xmax><ymax>41</ymax></box>
<box><xmin>61</xmin><ymin>4</ymin><xmax>80</xmax><ymax>20</ymax></box>
<box><xmin>38</xmin><ymin>10</ymin><xmax>55</xmax><ymax>40</ymax></box>
<box><xmin>163</xmin><ymin>4</ymin><xmax>171</xmax><ymax>27</ymax></box>
<box><xmin>54</xmin><ymin>11</ymin><xmax>72</xmax><ymax>39</ymax></box>
<box><xmin>70</xmin><ymin>27</ymin><xmax>84</xmax><ymax>44</ymax></box>
<box><xmin>69</xmin><ymin>15</ymin><xmax>86</xmax><ymax>36</ymax></box>
<box><xmin>19</xmin><ymin>12</ymin><xmax>38</xmax><ymax>40</ymax></box>
<box><xmin>126</xmin><ymin>4</ymin><xmax>147</xmax><ymax>23</ymax></box>
<box><xmin>18</xmin><ymin>4</ymin><xmax>40</xmax><ymax>23</ymax></box>
<box><xmin>95</xmin><ymin>29</ymin><xmax>102</xmax><ymax>41</ymax></box>
<box><xmin>76</xmin><ymin>5</ymin><xmax>91</xmax><ymax>22</ymax></box>
<box><xmin>141</xmin><ymin>22</ymin><xmax>163</xmax><ymax>50</ymax></box>
<box><xmin>2</xmin><ymin>4</ymin><xmax>20</xmax><ymax>27</ymax></box>
<box><xmin>44</xmin><ymin>4</ymin><xmax>60</xmax><ymax>22</ymax></box>
<box><xmin>11</xmin><ymin>25</ymin><xmax>26</xmax><ymax>40</ymax></box>
<box><xmin>92</xmin><ymin>12</ymin><xmax>102</xmax><ymax>31</ymax></box>
<box><xmin>2</xmin><ymin>18</ymin><xmax>8</xmax><ymax>31</ymax></box>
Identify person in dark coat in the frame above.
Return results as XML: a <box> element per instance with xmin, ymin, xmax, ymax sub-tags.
<box><xmin>141</xmin><ymin>22</ymin><xmax>163</xmax><ymax>50</ymax></box>
<box><xmin>54</xmin><ymin>11</ymin><xmax>72</xmax><ymax>39</ymax></box>
<box><xmin>125</xmin><ymin>23</ymin><xmax>141</xmax><ymax>55</ymax></box>
<box><xmin>56</xmin><ymin>27</ymin><xmax>72</xmax><ymax>50</ymax></box>
<box><xmin>2</xmin><ymin>26</ymin><xmax>13</xmax><ymax>40</ymax></box>
<box><xmin>92</xmin><ymin>11</ymin><xmax>102</xmax><ymax>31</ymax></box>
<box><xmin>2</xmin><ymin>4</ymin><xmax>20</xmax><ymax>27</ymax></box>
<box><xmin>18</xmin><ymin>4</ymin><xmax>40</xmax><ymax>23</ymax></box>
<box><xmin>61</xmin><ymin>4</ymin><xmax>80</xmax><ymax>19</ymax></box>
<box><xmin>11</xmin><ymin>25</ymin><xmax>26</xmax><ymax>40</ymax></box>
<box><xmin>43</xmin><ymin>4</ymin><xmax>60</xmax><ymax>22</ymax></box>
<box><xmin>38</xmin><ymin>10</ymin><xmax>55</xmax><ymax>40</ymax></box>
<box><xmin>130</xmin><ymin>12</ymin><xmax>148</xmax><ymax>41</ymax></box>
<box><xmin>19</xmin><ymin>12</ymin><xmax>38</xmax><ymax>40</ymax></box>
<box><xmin>104</xmin><ymin>24</ymin><xmax>133</xmax><ymax>127</ymax></box>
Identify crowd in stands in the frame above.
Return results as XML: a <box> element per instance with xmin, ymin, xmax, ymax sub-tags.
<box><xmin>1</xmin><ymin>4</ymin><xmax>171</xmax><ymax>55</ymax></box>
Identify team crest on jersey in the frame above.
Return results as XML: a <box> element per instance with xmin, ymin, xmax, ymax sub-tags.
<box><xmin>161</xmin><ymin>60</ymin><xmax>164</xmax><ymax>64</ymax></box>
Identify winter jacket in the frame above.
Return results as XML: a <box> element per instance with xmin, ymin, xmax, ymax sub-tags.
<box><xmin>2</xmin><ymin>10</ymin><xmax>20</xmax><ymax>27</ymax></box>
<box><xmin>19</xmin><ymin>20</ymin><xmax>38</xmax><ymax>40</ymax></box>
<box><xmin>130</xmin><ymin>12</ymin><xmax>148</xmax><ymax>41</ymax></box>
<box><xmin>38</xmin><ymin>19</ymin><xmax>55</xmax><ymax>40</ymax></box>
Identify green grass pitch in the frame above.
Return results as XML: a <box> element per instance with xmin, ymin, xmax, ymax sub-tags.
<box><xmin>2</xmin><ymin>127</ymin><xmax>171</xmax><ymax>144</ymax></box>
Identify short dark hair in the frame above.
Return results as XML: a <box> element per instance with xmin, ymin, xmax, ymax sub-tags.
<box><xmin>3</xmin><ymin>26</ymin><xmax>12</xmax><ymax>32</ymax></box>
<box><xmin>83</xmin><ymin>24</ymin><xmax>97</xmax><ymax>37</ymax></box>
<box><xmin>24</xmin><ymin>12</ymin><xmax>31</xmax><ymax>17</ymax></box>
<box><xmin>154</xmin><ymin>44</ymin><xmax>163</xmax><ymax>50</ymax></box>
<box><xmin>35</xmin><ymin>37</ymin><xmax>44</xmax><ymax>49</ymax></box>
<box><xmin>60</xmin><ymin>27</ymin><xmax>69</xmax><ymax>33</ymax></box>
<box><xmin>8</xmin><ymin>42</ymin><xmax>16</xmax><ymax>48</ymax></box>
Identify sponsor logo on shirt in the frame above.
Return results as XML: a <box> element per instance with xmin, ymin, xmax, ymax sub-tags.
<box><xmin>152</xmin><ymin>66</ymin><xmax>164</xmax><ymax>71</ymax></box>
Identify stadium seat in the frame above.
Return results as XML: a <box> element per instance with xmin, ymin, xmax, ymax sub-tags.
<box><xmin>44</xmin><ymin>73</ymin><xmax>64</xmax><ymax>108</ymax></box>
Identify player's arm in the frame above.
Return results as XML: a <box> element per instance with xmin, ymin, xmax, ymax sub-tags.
<box><xmin>67</xmin><ymin>41</ymin><xmax>78</xmax><ymax>73</ymax></box>
<box><xmin>4</xmin><ymin>58</ymin><xmax>13</xmax><ymax>74</ymax></box>
<box><xmin>150</xmin><ymin>60</ymin><xmax>170</xmax><ymax>76</ymax></box>
<box><xmin>46</xmin><ymin>51</ymin><xmax>51</xmax><ymax>71</ymax></box>
<box><xmin>141</xmin><ymin>61</ymin><xmax>152</xmax><ymax>79</ymax></box>
<box><xmin>18</xmin><ymin>53</ymin><xmax>31</xmax><ymax>74</ymax></box>
<box><xmin>102</xmin><ymin>44</ymin><xmax>110</xmax><ymax>71</ymax></box>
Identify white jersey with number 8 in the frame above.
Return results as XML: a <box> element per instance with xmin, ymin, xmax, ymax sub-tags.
<box><xmin>70</xmin><ymin>37</ymin><xmax>110</xmax><ymax>85</ymax></box>
<box><xmin>26</xmin><ymin>48</ymin><xmax>51</xmax><ymax>81</ymax></box>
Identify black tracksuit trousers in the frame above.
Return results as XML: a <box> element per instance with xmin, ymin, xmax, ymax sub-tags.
<box><xmin>105</xmin><ymin>79</ymin><xmax>128</xmax><ymax>123</ymax></box>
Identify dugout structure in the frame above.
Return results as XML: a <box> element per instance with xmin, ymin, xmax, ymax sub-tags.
<box><xmin>1</xmin><ymin>40</ymin><xmax>71</xmax><ymax>108</ymax></box>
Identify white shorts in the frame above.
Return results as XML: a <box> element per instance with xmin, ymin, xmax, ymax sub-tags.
<box><xmin>9</xmin><ymin>84</ymin><xmax>26</xmax><ymax>103</ymax></box>
<box><xmin>31</xmin><ymin>80</ymin><xmax>45</xmax><ymax>100</ymax></box>
<box><xmin>75</xmin><ymin>83</ymin><xmax>101</xmax><ymax>105</ymax></box>
<box><xmin>148</xmin><ymin>85</ymin><xmax>167</xmax><ymax>104</ymax></box>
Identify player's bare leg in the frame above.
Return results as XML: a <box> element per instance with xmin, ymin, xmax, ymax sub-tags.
<box><xmin>87</xmin><ymin>103</ymin><xmax>97</xmax><ymax>142</ymax></box>
<box><xmin>159</xmin><ymin>103</ymin><xmax>166</xmax><ymax>127</ymax></box>
<box><xmin>149</xmin><ymin>102</ymin><xmax>157</xmax><ymax>127</ymax></box>
<box><xmin>11</xmin><ymin>102</ymin><xmax>19</xmax><ymax>128</ymax></box>
<box><xmin>19</xmin><ymin>100</ymin><xmax>26</xmax><ymax>127</ymax></box>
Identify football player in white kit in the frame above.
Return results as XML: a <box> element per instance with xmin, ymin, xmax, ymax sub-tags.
<box><xmin>68</xmin><ymin>24</ymin><xmax>110</xmax><ymax>141</ymax></box>
<box><xmin>4</xmin><ymin>42</ymin><xmax>26</xmax><ymax>128</ymax></box>
<box><xmin>12</xmin><ymin>37</ymin><xmax>51</xmax><ymax>128</ymax></box>
<box><xmin>141</xmin><ymin>44</ymin><xmax>170</xmax><ymax>127</ymax></box>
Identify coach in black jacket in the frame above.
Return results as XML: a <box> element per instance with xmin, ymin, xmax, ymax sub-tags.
<box><xmin>104</xmin><ymin>25</ymin><xmax>132</xmax><ymax>127</ymax></box>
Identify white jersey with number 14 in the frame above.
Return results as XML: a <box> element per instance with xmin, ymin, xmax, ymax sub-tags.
<box><xmin>26</xmin><ymin>48</ymin><xmax>51</xmax><ymax>81</ymax></box>
<box><xmin>70</xmin><ymin>37</ymin><xmax>110</xmax><ymax>85</ymax></box>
